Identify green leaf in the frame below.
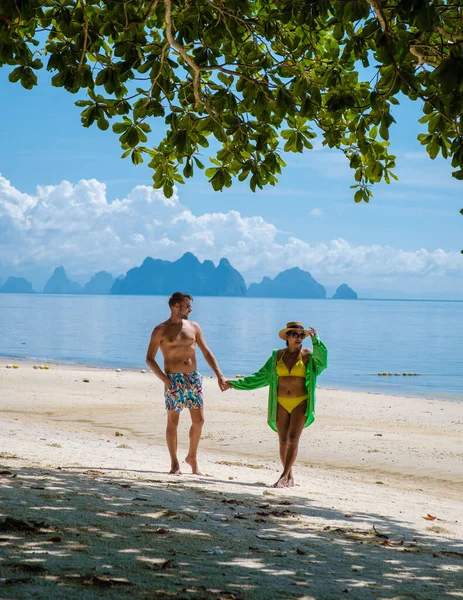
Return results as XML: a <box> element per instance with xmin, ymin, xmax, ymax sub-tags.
<box><xmin>371</xmin><ymin>162</ymin><xmax>383</xmax><ymax>180</ymax></box>
<box><xmin>283</xmin><ymin>133</ymin><xmax>295</xmax><ymax>152</ymax></box>
<box><xmin>183</xmin><ymin>160</ymin><xmax>193</xmax><ymax>178</ymax></box>
<box><xmin>97</xmin><ymin>117</ymin><xmax>109</xmax><ymax>131</ymax></box>
<box><xmin>113</xmin><ymin>121</ymin><xmax>129</xmax><ymax>134</ymax></box>
<box><xmin>163</xmin><ymin>182</ymin><xmax>174</xmax><ymax>198</ymax></box>
<box><xmin>427</xmin><ymin>138</ymin><xmax>439</xmax><ymax>160</ymax></box>
<box><xmin>379</xmin><ymin>121</ymin><xmax>389</xmax><ymax>141</ymax></box>
<box><xmin>126</xmin><ymin>127</ymin><xmax>140</xmax><ymax>148</ymax></box>
<box><xmin>131</xmin><ymin>149</ymin><xmax>143</xmax><ymax>165</ymax></box>
<box><xmin>8</xmin><ymin>68</ymin><xmax>22</xmax><ymax>83</ymax></box>
<box><xmin>138</xmin><ymin>122</ymin><xmax>151</xmax><ymax>133</ymax></box>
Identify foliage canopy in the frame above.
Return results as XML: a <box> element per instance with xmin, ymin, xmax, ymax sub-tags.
<box><xmin>1</xmin><ymin>0</ymin><xmax>463</xmax><ymax>208</ymax></box>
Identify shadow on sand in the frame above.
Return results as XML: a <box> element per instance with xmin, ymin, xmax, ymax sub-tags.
<box><xmin>0</xmin><ymin>462</ymin><xmax>462</xmax><ymax>599</ymax></box>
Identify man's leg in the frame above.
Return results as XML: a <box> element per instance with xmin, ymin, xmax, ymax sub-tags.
<box><xmin>273</xmin><ymin>402</ymin><xmax>307</xmax><ymax>488</ymax></box>
<box><xmin>185</xmin><ymin>407</ymin><xmax>205</xmax><ymax>475</ymax></box>
<box><xmin>166</xmin><ymin>410</ymin><xmax>182</xmax><ymax>474</ymax></box>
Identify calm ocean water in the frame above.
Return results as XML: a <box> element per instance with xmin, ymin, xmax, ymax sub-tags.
<box><xmin>1</xmin><ymin>294</ymin><xmax>462</xmax><ymax>400</ymax></box>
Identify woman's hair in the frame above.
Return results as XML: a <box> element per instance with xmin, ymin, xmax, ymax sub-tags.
<box><xmin>168</xmin><ymin>291</ymin><xmax>193</xmax><ymax>307</ymax></box>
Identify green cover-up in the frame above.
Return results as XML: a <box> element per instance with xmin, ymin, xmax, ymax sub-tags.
<box><xmin>230</xmin><ymin>336</ymin><xmax>328</xmax><ymax>432</ymax></box>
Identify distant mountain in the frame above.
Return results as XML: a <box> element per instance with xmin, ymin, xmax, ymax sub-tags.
<box><xmin>333</xmin><ymin>283</ymin><xmax>358</xmax><ymax>299</ymax></box>
<box><xmin>169</xmin><ymin>253</ymin><xmax>210</xmax><ymax>295</ymax></box>
<box><xmin>248</xmin><ymin>267</ymin><xmax>326</xmax><ymax>299</ymax></box>
<box><xmin>110</xmin><ymin>257</ymin><xmax>171</xmax><ymax>295</ymax></box>
<box><xmin>111</xmin><ymin>252</ymin><xmax>246</xmax><ymax>296</ymax></box>
<box><xmin>44</xmin><ymin>267</ymin><xmax>82</xmax><ymax>294</ymax></box>
<box><xmin>202</xmin><ymin>258</ymin><xmax>247</xmax><ymax>296</ymax></box>
<box><xmin>110</xmin><ymin>275</ymin><xmax>125</xmax><ymax>295</ymax></box>
<box><xmin>0</xmin><ymin>276</ymin><xmax>34</xmax><ymax>294</ymax></box>
<box><xmin>6</xmin><ymin>258</ymin><xmax>358</xmax><ymax>299</ymax></box>
<box><xmin>84</xmin><ymin>271</ymin><xmax>115</xmax><ymax>294</ymax></box>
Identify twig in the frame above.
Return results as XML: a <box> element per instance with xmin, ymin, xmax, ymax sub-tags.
<box><xmin>124</xmin><ymin>0</ymin><xmax>160</xmax><ymax>28</ymax></box>
<box><xmin>437</xmin><ymin>26</ymin><xmax>463</xmax><ymax>42</ymax></box>
<box><xmin>147</xmin><ymin>42</ymin><xmax>169</xmax><ymax>102</ymax></box>
<box><xmin>78</xmin><ymin>0</ymin><xmax>89</xmax><ymax>72</ymax></box>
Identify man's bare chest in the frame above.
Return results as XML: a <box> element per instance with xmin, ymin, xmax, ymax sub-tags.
<box><xmin>162</xmin><ymin>325</ymin><xmax>196</xmax><ymax>348</ymax></box>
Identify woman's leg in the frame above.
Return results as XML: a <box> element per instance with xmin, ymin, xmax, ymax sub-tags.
<box><xmin>276</xmin><ymin>402</ymin><xmax>291</xmax><ymax>476</ymax></box>
<box><xmin>273</xmin><ymin>401</ymin><xmax>307</xmax><ymax>488</ymax></box>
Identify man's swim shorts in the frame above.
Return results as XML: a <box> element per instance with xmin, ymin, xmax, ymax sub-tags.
<box><xmin>164</xmin><ymin>371</ymin><xmax>204</xmax><ymax>412</ymax></box>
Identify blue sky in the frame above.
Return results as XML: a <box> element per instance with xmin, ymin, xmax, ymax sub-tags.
<box><xmin>0</xmin><ymin>68</ymin><xmax>462</xmax><ymax>298</ymax></box>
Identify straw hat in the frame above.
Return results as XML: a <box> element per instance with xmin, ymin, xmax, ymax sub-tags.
<box><xmin>278</xmin><ymin>321</ymin><xmax>310</xmax><ymax>340</ymax></box>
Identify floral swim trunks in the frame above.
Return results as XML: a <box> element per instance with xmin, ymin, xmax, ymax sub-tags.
<box><xmin>164</xmin><ymin>371</ymin><xmax>204</xmax><ymax>412</ymax></box>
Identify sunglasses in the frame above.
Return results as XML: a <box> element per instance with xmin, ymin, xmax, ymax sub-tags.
<box><xmin>288</xmin><ymin>331</ymin><xmax>305</xmax><ymax>339</ymax></box>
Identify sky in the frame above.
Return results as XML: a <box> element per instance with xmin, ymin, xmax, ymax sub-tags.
<box><xmin>0</xmin><ymin>68</ymin><xmax>462</xmax><ymax>299</ymax></box>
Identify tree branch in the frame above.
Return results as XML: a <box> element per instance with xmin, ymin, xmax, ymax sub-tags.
<box><xmin>409</xmin><ymin>44</ymin><xmax>439</xmax><ymax>67</ymax></box>
<box><xmin>437</xmin><ymin>26</ymin><xmax>463</xmax><ymax>42</ymax></box>
<box><xmin>164</xmin><ymin>0</ymin><xmax>202</xmax><ymax>107</ymax></box>
<box><xmin>366</xmin><ymin>0</ymin><xmax>442</xmax><ymax>67</ymax></box>
<box><xmin>365</xmin><ymin>0</ymin><xmax>388</xmax><ymax>33</ymax></box>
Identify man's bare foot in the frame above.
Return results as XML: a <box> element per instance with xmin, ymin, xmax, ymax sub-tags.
<box><xmin>169</xmin><ymin>464</ymin><xmax>183</xmax><ymax>475</ymax></box>
<box><xmin>185</xmin><ymin>455</ymin><xmax>203</xmax><ymax>475</ymax></box>
<box><xmin>272</xmin><ymin>475</ymin><xmax>290</xmax><ymax>488</ymax></box>
<box><xmin>288</xmin><ymin>475</ymin><xmax>295</xmax><ymax>487</ymax></box>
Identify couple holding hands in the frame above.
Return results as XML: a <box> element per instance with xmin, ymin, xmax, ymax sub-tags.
<box><xmin>146</xmin><ymin>292</ymin><xmax>328</xmax><ymax>488</ymax></box>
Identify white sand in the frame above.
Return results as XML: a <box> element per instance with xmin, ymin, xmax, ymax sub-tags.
<box><xmin>0</xmin><ymin>359</ymin><xmax>462</xmax><ymax>599</ymax></box>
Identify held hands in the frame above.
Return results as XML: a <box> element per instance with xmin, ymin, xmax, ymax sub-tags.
<box><xmin>217</xmin><ymin>374</ymin><xmax>227</xmax><ymax>392</ymax></box>
<box><xmin>217</xmin><ymin>375</ymin><xmax>232</xmax><ymax>392</ymax></box>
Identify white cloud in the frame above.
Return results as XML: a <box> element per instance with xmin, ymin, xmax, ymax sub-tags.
<box><xmin>309</xmin><ymin>208</ymin><xmax>323</xmax><ymax>217</ymax></box>
<box><xmin>1</xmin><ymin>174</ymin><xmax>462</xmax><ymax>292</ymax></box>
<box><xmin>130</xmin><ymin>233</ymin><xmax>145</xmax><ymax>243</ymax></box>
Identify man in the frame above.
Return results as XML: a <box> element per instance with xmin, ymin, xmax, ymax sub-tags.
<box><xmin>146</xmin><ymin>292</ymin><xmax>226</xmax><ymax>475</ymax></box>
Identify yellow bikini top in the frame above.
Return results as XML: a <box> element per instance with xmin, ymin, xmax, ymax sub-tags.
<box><xmin>276</xmin><ymin>350</ymin><xmax>307</xmax><ymax>378</ymax></box>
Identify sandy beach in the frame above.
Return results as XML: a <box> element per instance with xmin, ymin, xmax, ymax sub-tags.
<box><xmin>1</xmin><ymin>359</ymin><xmax>462</xmax><ymax>599</ymax></box>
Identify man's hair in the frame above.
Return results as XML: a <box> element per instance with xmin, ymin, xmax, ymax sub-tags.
<box><xmin>168</xmin><ymin>292</ymin><xmax>193</xmax><ymax>307</ymax></box>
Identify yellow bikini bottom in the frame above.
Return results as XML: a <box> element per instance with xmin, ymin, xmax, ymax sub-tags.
<box><xmin>277</xmin><ymin>395</ymin><xmax>308</xmax><ymax>414</ymax></box>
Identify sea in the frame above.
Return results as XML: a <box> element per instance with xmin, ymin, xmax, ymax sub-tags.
<box><xmin>1</xmin><ymin>294</ymin><xmax>462</xmax><ymax>400</ymax></box>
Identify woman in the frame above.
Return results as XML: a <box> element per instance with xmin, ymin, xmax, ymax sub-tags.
<box><xmin>225</xmin><ymin>321</ymin><xmax>327</xmax><ymax>488</ymax></box>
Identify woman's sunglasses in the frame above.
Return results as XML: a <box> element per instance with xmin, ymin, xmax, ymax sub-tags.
<box><xmin>288</xmin><ymin>331</ymin><xmax>305</xmax><ymax>339</ymax></box>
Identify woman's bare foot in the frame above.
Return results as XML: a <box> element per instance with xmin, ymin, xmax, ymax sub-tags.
<box><xmin>272</xmin><ymin>475</ymin><xmax>290</xmax><ymax>488</ymax></box>
<box><xmin>169</xmin><ymin>463</ymin><xmax>183</xmax><ymax>475</ymax></box>
<box><xmin>185</xmin><ymin>455</ymin><xmax>203</xmax><ymax>475</ymax></box>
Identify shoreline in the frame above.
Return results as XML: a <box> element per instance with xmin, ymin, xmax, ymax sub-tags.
<box><xmin>1</xmin><ymin>355</ymin><xmax>462</xmax><ymax>403</ymax></box>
